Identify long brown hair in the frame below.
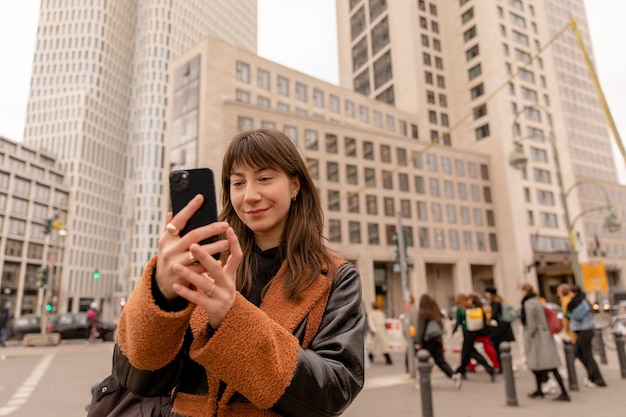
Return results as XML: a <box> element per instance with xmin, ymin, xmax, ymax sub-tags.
<box><xmin>219</xmin><ymin>129</ymin><xmax>336</xmax><ymax>300</ymax></box>
<box><xmin>419</xmin><ymin>294</ymin><xmax>442</xmax><ymax>322</ymax></box>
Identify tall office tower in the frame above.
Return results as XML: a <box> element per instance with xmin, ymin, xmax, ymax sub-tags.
<box><xmin>23</xmin><ymin>1</ymin><xmax>257</xmax><ymax>315</ymax></box>
<box><xmin>336</xmin><ymin>0</ymin><xmax>625</xmax><ymax>296</ymax></box>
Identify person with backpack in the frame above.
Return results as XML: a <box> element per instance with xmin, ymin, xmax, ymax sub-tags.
<box><xmin>0</xmin><ymin>301</ymin><xmax>13</xmax><ymax>347</ymax></box>
<box><xmin>566</xmin><ymin>285</ymin><xmax>607</xmax><ymax>388</ymax></box>
<box><xmin>484</xmin><ymin>286</ymin><xmax>515</xmax><ymax>372</ymax></box>
<box><xmin>86</xmin><ymin>302</ymin><xmax>99</xmax><ymax>344</ymax></box>
<box><xmin>520</xmin><ymin>283</ymin><xmax>570</xmax><ymax>401</ymax></box>
<box><xmin>453</xmin><ymin>293</ymin><xmax>496</xmax><ymax>381</ymax></box>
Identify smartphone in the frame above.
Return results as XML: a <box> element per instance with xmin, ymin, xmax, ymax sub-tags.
<box><xmin>169</xmin><ymin>168</ymin><xmax>219</xmax><ymax>251</ymax></box>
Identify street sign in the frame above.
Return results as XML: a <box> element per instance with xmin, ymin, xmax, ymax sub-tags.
<box><xmin>581</xmin><ymin>261</ymin><xmax>609</xmax><ymax>292</ymax></box>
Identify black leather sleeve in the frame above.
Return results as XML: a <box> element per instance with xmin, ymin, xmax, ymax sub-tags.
<box><xmin>271</xmin><ymin>263</ymin><xmax>366</xmax><ymax>417</ymax></box>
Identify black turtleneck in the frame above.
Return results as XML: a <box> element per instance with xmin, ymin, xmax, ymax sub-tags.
<box><xmin>247</xmin><ymin>245</ymin><xmax>285</xmax><ymax>307</ymax></box>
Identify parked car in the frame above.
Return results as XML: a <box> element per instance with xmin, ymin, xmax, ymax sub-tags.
<box><xmin>9</xmin><ymin>314</ymin><xmax>56</xmax><ymax>340</ymax></box>
<box><xmin>49</xmin><ymin>312</ymin><xmax>117</xmax><ymax>341</ymax></box>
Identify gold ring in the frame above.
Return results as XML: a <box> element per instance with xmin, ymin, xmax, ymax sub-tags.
<box><xmin>205</xmin><ymin>282</ymin><xmax>216</xmax><ymax>297</ymax></box>
<box><xmin>188</xmin><ymin>251</ymin><xmax>196</xmax><ymax>263</ymax></box>
<box><xmin>165</xmin><ymin>223</ymin><xmax>179</xmax><ymax>236</ymax></box>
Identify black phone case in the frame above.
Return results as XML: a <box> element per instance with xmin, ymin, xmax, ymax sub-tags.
<box><xmin>169</xmin><ymin>168</ymin><xmax>218</xmax><ymax>247</ymax></box>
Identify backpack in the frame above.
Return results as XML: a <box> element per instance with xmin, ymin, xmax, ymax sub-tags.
<box><xmin>466</xmin><ymin>307</ymin><xmax>485</xmax><ymax>331</ymax></box>
<box><xmin>500</xmin><ymin>303</ymin><xmax>516</xmax><ymax>323</ymax></box>
<box><xmin>543</xmin><ymin>306</ymin><xmax>563</xmax><ymax>334</ymax></box>
<box><xmin>87</xmin><ymin>309</ymin><xmax>97</xmax><ymax>320</ymax></box>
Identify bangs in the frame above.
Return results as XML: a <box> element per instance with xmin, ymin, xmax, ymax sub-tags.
<box><xmin>223</xmin><ymin>130</ymin><xmax>297</xmax><ymax>176</ymax></box>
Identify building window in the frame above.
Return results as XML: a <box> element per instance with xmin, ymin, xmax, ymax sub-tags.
<box><xmin>345</xmin><ymin>100</ymin><xmax>355</xmax><ymax>118</ymax></box>
<box><xmin>236</xmin><ymin>61</ymin><xmax>250</xmax><ymax>83</ymax></box>
<box><xmin>330</xmin><ymin>94</ymin><xmax>340</xmax><ymax>113</ymax></box>
<box><xmin>475</xmin><ymin>124</ymin><xmax>490</xmax><ymax>139</ymax></box>
<box><xmin>352</xmin><ymin>37</ymin><xmax>369</xmax><ymax>72</ymax></box>
<box><xmin>466</xmin><ymin>44</ymin><xmax>479</xmax><ymax>61</ymax></box>
<box><xmin>359</xmin><ymin>105</ymin><xmax>369</xmax><ymax>123</ymax></box>
<box><xmin>328</xmin><ymin>191</ymin><xmax>340</xmax><ymax>211</ymax></box>
<box><xmin>369</xmin><ymin>0</ymin><xmax>387</xmax><ymax>21</ymax></box>
<box><xmin>345</xmin><ymin>137</ymin><xmax>357</xmax><ymax>157</ymax></box>
<box><xmin>473</xmin><ymin>104</ymin><xmax>487</xmax><ymax>119</ymax></box>
<box><xmin>464</xmin><ymin>26</ymin><xmax>477</xmax><ymax>42</ymax></box>
<box><xmin>235</xmin><ymin>89</ymin><xmax>250</xmax><ymax>103</ymax></box>
<box><xmin>295</xmin><ymin>82</ymin><xmax>308</xmax><ymax>101</ymax></box>
<box><xmin>468</xmin><ymin>63</ymin><xmax>481</xmax><ymax>80</ymax></box>
<box><xmin>306</xmin><ymin>158</ymin><xmax>319</xmax><ymax>179</ymax></box>
<box><xmin>382</xmin><ymin>170</ymin><xmax>393</xmax><ymax>189</ymax></box>
<box><xmin>371</xmin><ymin>16</ymin><xmax>390</xmax><ymax>55</ymax></box>
<box><xmin>329</xmin><ymin>219</ymin><xmax>341</xmax><ymax>242</ymax></box>
<box><xmin>384</xmin><ymin>197</ymin><xmax>395</xmax><ymax>216</ymax></box>
<box><xmin>419</xmin><ymin>227</ymin><xmax>430</xmax><ymax>248</ymax></box>
<box><xmin>376</xmin><ymin>86</ymin><xmax>394</xmax><ymax>105</ymax></box>
<box><xmin>364</xmin><ymin>167</ymin><xmax>376</xmax><ymax>186</ymax></box>
<box><xmin>368</xmin><ymin>222</ymin><xmax>380</xmax><ymax>244</ymax></box>
<box><xmin>373</xmin><ymin>51</ymin><xmax>393</xmax><ymax>89</ymax></box>
<box><xmin>415</xmin><ymin>175</ymin><xmax>425</xmax><ymax>194</ymax></box>
<box><xmin>350</xmin><ymin>5</ymin><xmax>367</xmax><ymax>40</ymax></box>
<box><xmin>470</xmin><ymin>83</ymin><xmax>484</xmax><ymax>99</ymax></box>
<box><xmin>348</xmin><ymin>193</ymin><xmax>360</xmax><ymax>213</ymax></box>
<box><xmin>349</xmin><ymin>221</ymin><xmax>361</xmax><ymax>244</ymax></box>
<box><xmin>347</xmin><ymin>164</ymin><xmax>358</xmax><ymax>184</ymax></box>
<box><xmin>417</xmin><ymin>201</ymin><xmax>428</xmax><ymax>220</ymax></box>
<box><xmin>366</xmin><ymin>195</ymin><xmax>378</xmax><ymax>215</ymax></box>
<box><xmin>363</xmin><ymin>141</ymin><xmax>374</xmax><ymax>160</ymax></box>
<box><xmin>325</xmin><ymin>133</ymin><xmax>338</xmax><ymax>153</ymax></box>
<box><xmin>305</xmin><ymin>129</ymin><xmax>318</xmax><ymax>150</ymax></box>
<box><xmin>354</xmin><ymin>69</ymin><xmax>371</xmax><ymax>95</ymax></box>
<box><xmin>237</xmin><ymin>116</ymin><xmax>253</xmax><ymax>131</ymax></box>
<box><xmin>461</xmin><ymin>8</ymin><xmax>474</xmax><ymax>24</ymax></box>
<box><xmin>399</xmin><ymin>173</ymin><xmax>409</xmax><ymax>191</ymax></box>
<box><xmin>257</xmin><ymin>68</ymin><xmax>270</xmax><ymax>89</ymax></box>
<box><xmin>449</xmin><ymin>230</ymin><xmax>460</xmax><ymax>249</ymax></box>
<box><xmin>327</xmin><ymin>161</ymin><xmax>339</xmax><ymax>182</ymax></box>
<box><xmin>313</xmin><ymin>88</ymin><xmax>324</xmax><ymax>107</ymax></box>
<box><xmin>277</xmin><ymin>76</ymin><xmax>289</xmax><ymax>96</ymax></box>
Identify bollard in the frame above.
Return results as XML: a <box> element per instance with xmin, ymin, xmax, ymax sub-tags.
<box><xmin>500</xmin><ymin>342</ymin><xmax>518</xmax><ymax>406</ymax></box>
<box><xmin>563</xmin><ymin>338</ymin><xmax>579</xmax><ymax>391</ymax></box>
<box><xmin>593</xmin><ymin>326</ymin><xmax>608</xmax><ymax>365</ymax></box>
<box><xmin>615</xmin><ymin>331</ymin><xmax>626</xmax><ymax>379</ymax></box>
<box><xmin>417</xmin><ymin>349</ymin><xmax>434</xmax><ymax>417</ymax></box>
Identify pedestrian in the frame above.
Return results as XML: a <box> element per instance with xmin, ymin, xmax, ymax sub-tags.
<box><xmin>557</xmin><ymin>283</ymin><xmax>576</xmax><ymax>343</ymax></box>
<box><xmin>484</xmin><ymin>286</ymin><xmax>515</xmax><ymax>372</ymax></box>
<box><xmin>368</xmin><ymin>301</ymin><xmax>393</xmax><ymax>365</ymax></box>
<box><xmin>520</xmin><ymin>283</ymin><xmax>570</xmax><ymax>401</ymax></box>
<box><xmin>0</xmin><ymin>301</ymin><xmax>13</xmax><ymax>347</ymax></box>
<box><xmin>112</xmin><ymin>129</ymin><xmax>365</xmax><ymax>416</ymax></box>
<box><xmin>85</xmin><ymin>301</ymin><xmax>99</xmax><ymax>343</ymax></box>
<box><xmin>452</xmin><ymin>293</ymin><xmax>496</xmax><ymax>381</ymax></box>
<box><xmin>566</xmin><ymin>284</ymin><xmax>607</xmax><ymax>387</ymax></box>
<box><xmin>414</xmin><ymin>294</ymin><xmax>461</xmax><ymax>389</ymax></box>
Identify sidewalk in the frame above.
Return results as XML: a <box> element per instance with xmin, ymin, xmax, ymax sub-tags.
<box><xmin>342</xmin><ymin>348</ymin><xmax>626</xmax><ymax>417</ymax></box>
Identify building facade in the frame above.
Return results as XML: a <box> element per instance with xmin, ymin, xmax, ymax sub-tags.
<box><xmin>22</xmin><ymin>1</ymin><xmax>257</xmax><ymax>317</ymax></box>
<box><xmin>168</xmin><ymin>37</ymin><xmax>504</xmax><ymax>316</ymax></box>
<box><xmin>335</xmin><ymin>0</ymin><xmax>625</xmax><ymax>303</ymax></box>
<box><xmin>0</xmin><ymin>135</ymin><xmax>70</xmax><ymax>316</ymax></box>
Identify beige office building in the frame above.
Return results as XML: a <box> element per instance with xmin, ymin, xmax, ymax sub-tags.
<box><xmin>0</xmin><ymin>135</ymin><xmax>70</xmax><ymax>316</ymax></box>
<box><xmin>336</xmin><ymin>0</ymin><xmax>626</xmax><ymax>303</ymax></box>
<box><xmin>22</xmin><ymin>1</ymin><xmax>257</xmax><ymax>315</ymax></box>
<box><xmin>168</xmin><ymin>37</ymin><xmax>504</xmax><ymax>315</ymax></box>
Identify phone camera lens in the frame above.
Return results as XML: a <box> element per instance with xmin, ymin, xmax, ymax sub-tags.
<box><xmin>171</xmin><ymin>173</ymin><xmax>180</xmax><ymax>183</ymax></box>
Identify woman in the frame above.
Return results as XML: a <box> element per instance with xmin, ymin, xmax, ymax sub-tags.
<box><xmin>567</xmin><ymin>285</ymin><xmax>607</xmax><ymax>387</ymax></box>
<box><xmin>452</xmin><ymin>293</ymin><xmax>495</xmax><ymax>381</ymax></box>
<box><xmin>367</xmin><ymin>301</ymin><xmax>393</xmax><ymax>365</ymax></box>
<box><xmin>484</xmin><ymin>286</ymin><xmax>515</xmax><ymax>371</ymax></box>
<box><xmin>520</xmin><ymin>283</ymin><xmax>570</xmax><ymax>401</ymax></box>
<box><xmin>414</xmin><ymin>294</ymin><xmax>461</xmax><ymax>388</ymax></box>
<box><xmin>112</xmin><ymin>129</ymin><xmax>365</xmax><ymax>417</ymax></box>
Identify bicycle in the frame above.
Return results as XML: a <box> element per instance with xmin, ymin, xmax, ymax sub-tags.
<box><xmin>601</xmin><ymin>313</ymin><xmax>626</xmax><ymax>351</ymax></box>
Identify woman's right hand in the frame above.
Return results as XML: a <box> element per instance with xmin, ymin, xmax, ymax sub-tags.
<box><xmin>156</xmin><ymin>194</ymin><xmax>230</xmax><ymax>300</ymax></box>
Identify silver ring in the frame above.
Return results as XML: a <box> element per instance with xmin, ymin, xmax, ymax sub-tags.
<box><xmin>205</xmin><ymin>282</ymin><xmax>216</xmax><ymax>297</ymax></box>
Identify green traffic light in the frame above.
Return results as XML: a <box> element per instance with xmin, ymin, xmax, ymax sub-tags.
<box><xmin>45</xmin><ymin>304</ymin><xmax>52</xmax><ymax>312</ymax></box>
<box><xmin>93</xmin><ymin>270</ymin><xmax>100</xmax><ymax>279</ymax></box>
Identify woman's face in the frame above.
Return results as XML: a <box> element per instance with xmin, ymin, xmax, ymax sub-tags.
<box><xmin>229</xmin><ymin>163</ymin><xmax>299</xmax><ymax>250</ymax></box>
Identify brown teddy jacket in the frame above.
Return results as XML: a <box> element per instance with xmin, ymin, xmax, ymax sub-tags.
<box><xmin>114</xmin><ymin>255</ymin><xmax>364</xmax><ymax>417</ymax></box>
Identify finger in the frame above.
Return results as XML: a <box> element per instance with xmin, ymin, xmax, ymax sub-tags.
<box><xmin>171</xmin><ymin>194</ymin><xmax>204</xmax><ymax>231</ymax></box>
<box><xmin>222</xmin><ymin>228</ymin><xmax>242</xmax><ymax>278</ymax></box>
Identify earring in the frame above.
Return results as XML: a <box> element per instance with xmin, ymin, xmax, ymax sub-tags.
<box><xmin>292</xmin><ymin>195</ymin><xmax>297</xmax><ymax>201</ymax></box>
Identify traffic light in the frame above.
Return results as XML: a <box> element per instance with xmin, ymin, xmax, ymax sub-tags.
<box><xmin>45</xmin><ymin>303</ymin><xmax>52</xmax><ymax>312</ymax></box>
<box><xmin>43</xmin><ymin>218</ymin><xmax>53</xmax><ymax>235</ymax></box>
<box><xmin>93</xmin><ymin>270</ymin><xmax>101</xmax><ymax>279</ymax></box>
<box><xmin>38</xmin><ymin>268</ymin><xmax>49</xmax><ymax>288</ymax></box>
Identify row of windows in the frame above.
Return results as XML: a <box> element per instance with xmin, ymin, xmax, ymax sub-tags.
<box><xmin>327</xmin><ymin>220</ymin><xmax>497</xmax><ymax>252</ymax></box>
<box><xmin>235</xmin><ymin>61</ymin><xmax>413</xmax><ymax>134</ymax></box>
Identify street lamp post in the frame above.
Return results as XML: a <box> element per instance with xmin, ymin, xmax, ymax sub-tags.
<box><xmin>508</xmin><ymin>104</ymin><xmax>621</xmax><ymax>289</ymax></box>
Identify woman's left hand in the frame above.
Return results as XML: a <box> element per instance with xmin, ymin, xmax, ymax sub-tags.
<box><xmin>171</xmin><ymin>227</ymin><xmax>243</xmax><ymax>329</ymax></box>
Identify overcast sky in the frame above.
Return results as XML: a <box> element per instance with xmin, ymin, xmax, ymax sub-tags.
<box><xmin>1</xmin><ymin>0</ymin><xmax>624</xmax><ymax>178</ymax></box>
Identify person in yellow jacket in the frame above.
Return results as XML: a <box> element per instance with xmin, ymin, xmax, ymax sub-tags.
<box><xmin>557</xmin><ymin>283</ymin><xmax>576</xmax><ymax>343</ymax></box>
